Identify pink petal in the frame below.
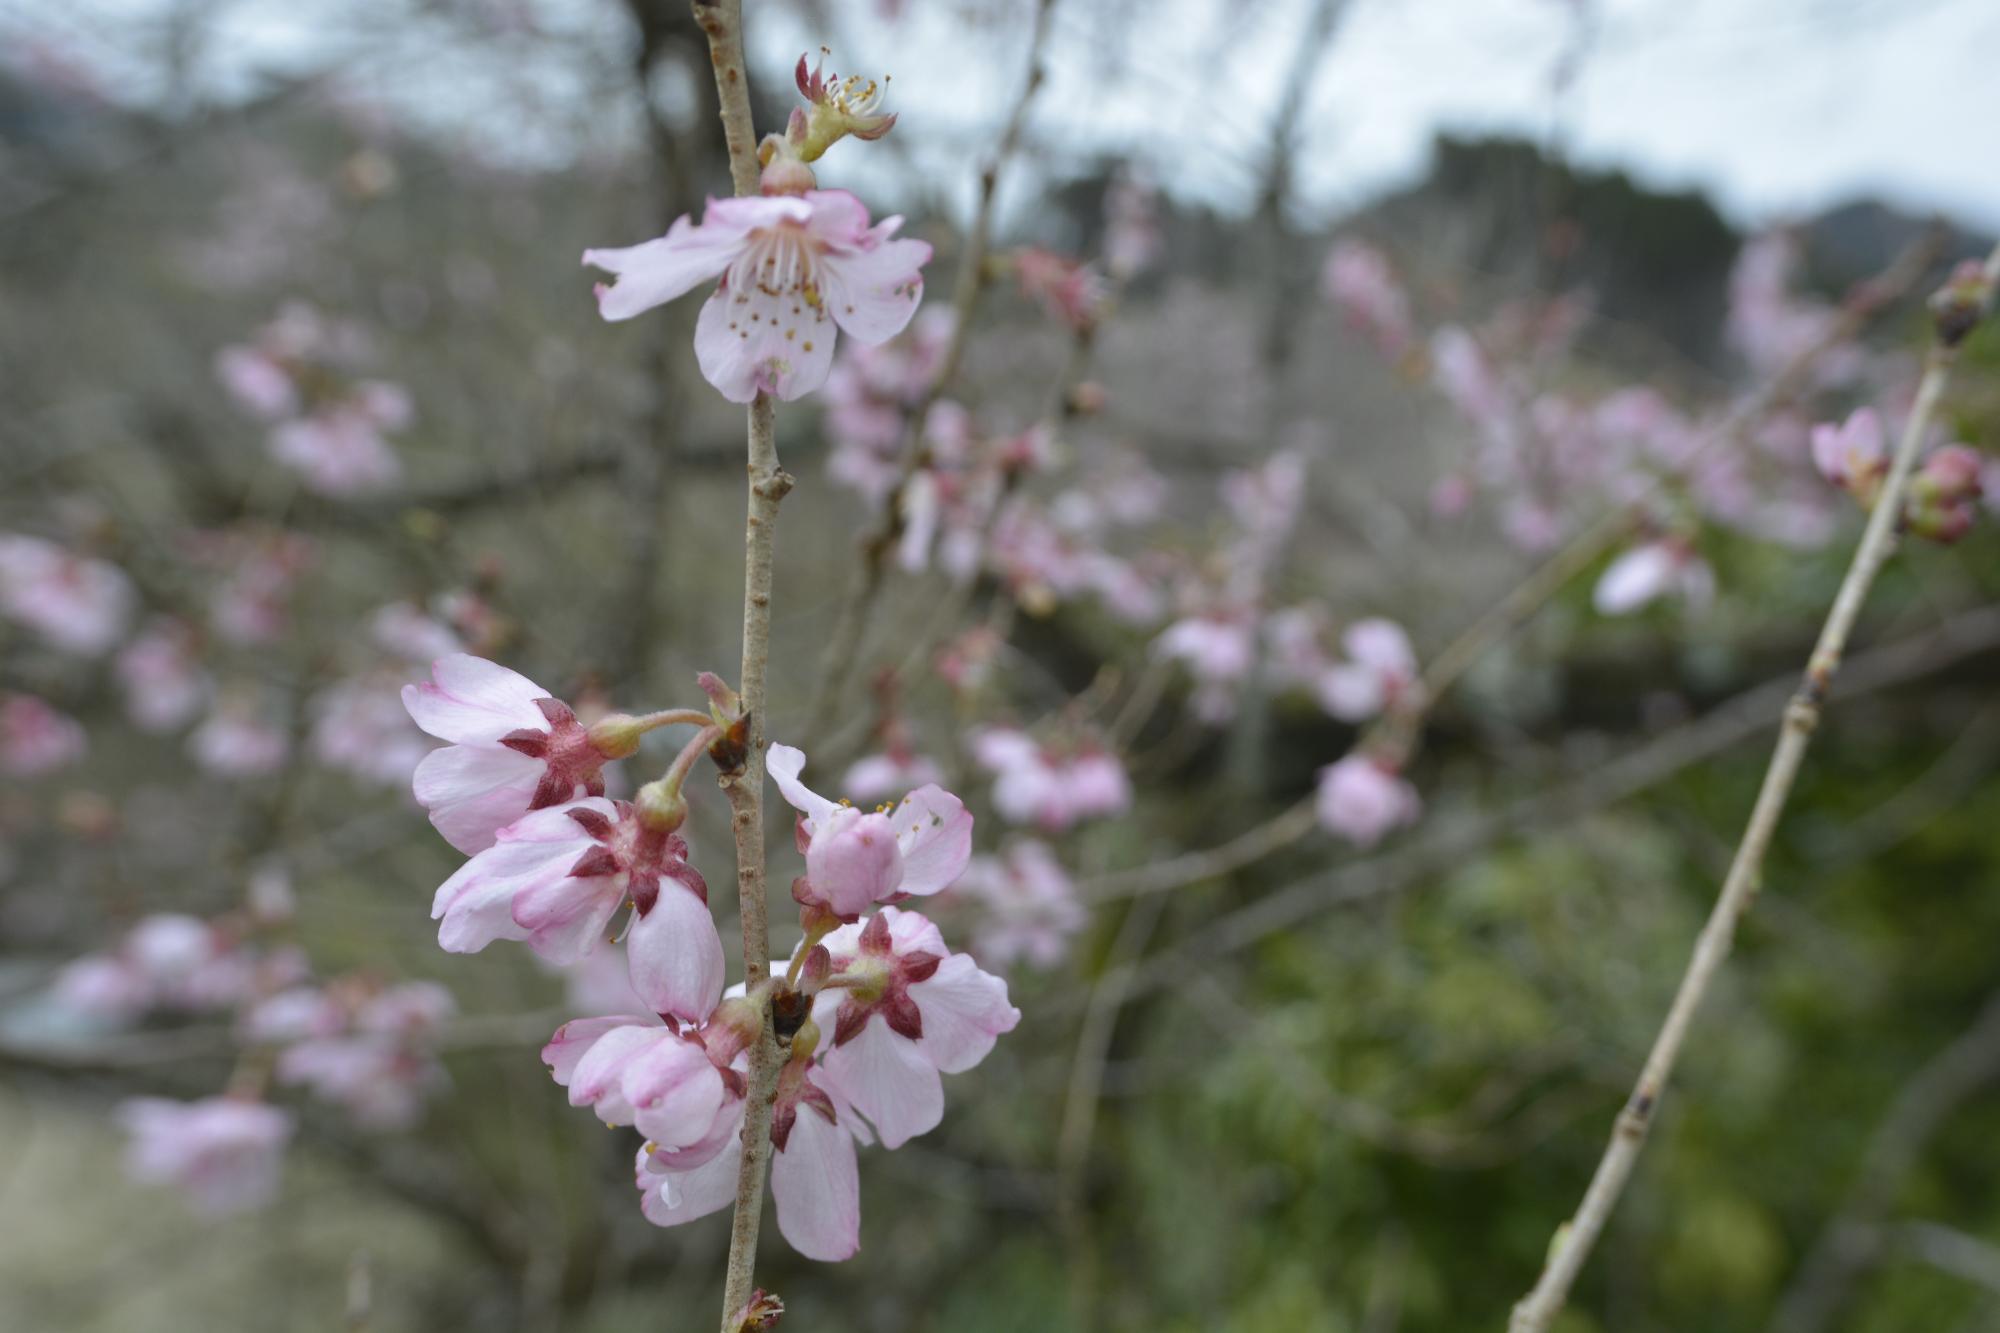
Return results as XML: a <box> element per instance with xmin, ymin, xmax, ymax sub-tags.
<box><xmin>627</xmin><ymin>878</ymin><xmax>725</xmax><ymax>1023</ymax></box>
<box><xmin>887</xmin><ymin>786</ymin><xmax>973</xmax><ymax>896</ymax></box>
<box><xmin>585</xmin><ymin>202</ymin><xmax>748</xmax><ymax>322</ymax></box>
<box><xmin>635</xmin><ymin>1126</ymin><xmax>742</xmax><ymax>1229</ymax></box>
<box><xmin>693</xmin><ymin>281</ymin><xmax>838</xmax><ymax>404</ymax></box>
<box><xmin>401</xmin><ymin>654</ymin><xmax>549</xmax><ymax>743</ymax></box>
<box><xmin>911</xmin><ymin>953</ymin><xmax>1019</xmax><ymax>1074</ymax></box>
<box><xmin>512</xmin><ymin>872</ymin><xmax>623</xmax><ymax>965</ymax></box>
<box><xmin>821</xmin><ymin>235</ymin><xmax>932</xmax><ymax>346</ymax></box>
<box><xmin>770</xmin><ymin>1095</ymin><xmax>860</xmax><ymax>1261</ymax></box>
<box><xmin>411</xmin><ymin>744</ymin><xmax>542</xmax><ymax>854</ymax></box>
<box><xmin>767</xmin><ymin>744</ymin><xmax>838</xmax><ymax>826</ymax></box>
<box><xmin>542</xmin><ymin>1015</ymin><xmax>643</xmax><ymax>1086</ymax></box>
<box><xmin>819</xmin><ymin>1018</ymin><xmax>943</xmax><ymax>1149</ymax></box>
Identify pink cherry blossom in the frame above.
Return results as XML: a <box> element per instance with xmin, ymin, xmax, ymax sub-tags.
<box><xmin>0</xmin><ymin>534</ymin><xmax>134</xmax><ymax>656</ymax></box>
<box><xmin>0</xmin><ymin>693</ymin><xmax>86</xmax><ymax>776</ymax></box>
<box><xmin>1810</xmin><ymin>408</ymin><xmax>1889</xmax><ymax>498</ymax></box>
<box><xmin>633</xmin><ymin>1061</ymin><xmax>865</xmax><ymax>1262</ymax></box>
<box><xmin>268</xmin><ymin>981</ymin><xmax>455</xmax><ymax>1129</ymax></box>
<box><xmin>1592</xmin><ymin>540</ymin><xmax>1715</xmax><ymax>616</ymax></box>
<box><xmin>431</xmin><ymin>797</ymin><xmax>723</xmax><ymax>1021</ymax></box>
<box><xmin>970</xmin><ymin>727</ymin><xmax>1132</xmax><ymax>832</ymax></box>
<box><xmin>1321</xmin><ymin>239</ymin><xmax>1412</xmax><ymax>356</ymax></box>
<box><xmin>269</xmin><ymin>407</ymin><xmax>403</xmax><ymax>496</ymax></box>
<box><xmin>312</xmin><ymin>675</ymin><xmax>432</xmax><ymax>787</ymax></box>
<box><xmin>214</xmin><ymin>345</ymin><xmax>299</xmax><ymax>420</ymax></box>
<box><xmin>957</xmin><ymin>839</ymin><xmax>1084</xmax><ymax>970</ymax></box>
<box><xmin>403</xmin><ymin>654</ymin><xmax>616</xmax><ymax>854</ymax></box>
<box><xmin>768</xmin><ymin>743</ymin><xmax>974</xmax><ymax>918</ymax></box>
<box><xmin>841</xmin><ymin>749</ymin><xmax>946</xmax><ymax>803</ymax></box>
<box><xmin>584</xmin><ymin>190</ymin><xmax>931</xmax><ymax>403</ymax></box>
<box><xmin>370</xmin><ymin>602</ymin><xmax>463</xmax><ymax>663</ymax></box>
<box><xmin>57</xmin><ymin>914</ymin><xmax>257</xmax><ymax>1021</ymax></box>
<box><xmin>1315</xmin><ymin>755</ymin><xmax>1421</xmax><ymax>848</ymax></box>
<box><xmin>1315</xmin><ymin>618</ymin><xmax>1421</xmax><ymax>722</ymax></box>
<box><xmin>118</xmin><ymin>1096</ymin><xmax>293</xmax><ymax>1217</ymax></box>
<box><xmin>809</xmin><ymin>908</ymin><xmax>1019</xmax><ymax>1149</ymax></box>
<box><xmin>1012</xmin><ymin>247</ymin><xmax>1107</xmax><ymax>332</ymax></box>
<box><xmin>200</xmin><ymin>530</ymin><xmax>315</xmax><ymax>647</ymax></box>
<box><xmin>1154</xmin><ymin>610</ymin><xmax>1257</xmax><ymax>723</ymax></box>
<box><xmin>116</xmin><ymin>619</ymin><xmax>210</xmax><ymax>732</ymax></box>
<box><xmin>544</xmin><ymin>1015</ymin><xmax>734</xmax><ymax>1148</ymax></box>
<box><xmin>188</xmin><ymin>703</ymin><xmax>290</xmax><ymax>777</ymax></box>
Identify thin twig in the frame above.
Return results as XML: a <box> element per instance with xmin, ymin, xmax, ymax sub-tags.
<box><xmin>688</xmin><ymin>3</ymin><xmax>795</xmax><ymax>1326</ymax></box>
<box><xmin>804</xmin><ymin>0</ymin><xmax>1059</xmax><ymax>738</ymax></box>
<box><xmin>1506</xmin><ymin>244</ymin><xmax>1998</xmax><ymax>1333</ymax></box>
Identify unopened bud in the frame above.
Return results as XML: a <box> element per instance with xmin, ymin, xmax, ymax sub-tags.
<box><xmin>1929</xmin><ymin>259</ymin><xmax>1995</xmax><ymax>348</ymax></box>
<box><xmin>1904</xmin><ymin>443</ymin><xmax>1985</xmax><ymax>544</ymax></box>
<box><xmin>587</xmin><ymin>712</ymin><xmax>646</xmax><ymax>760</ymax></box>
<box><xmin>705</xmin><ymin>988</ymin><xmax>769</xmax><ymax>1066</ymax></box>
<box><xmin>787</xmin><ymin>1015</ymin><xmax>822</xmax><ymax>1062</ymax></box>
<box><xmin>758</xmin><ymin>140</ymin><xmax>817</xmax><ymax>197</ymax></box>
<box><xmin>635</xmin><ymin>779</ymin><xmax>688</xmax><ymax>833</ymax></box>
<box><xmin>696</xmin><ymin>672</ymin><xmax>741</xmax><ymax>718</ymax></box>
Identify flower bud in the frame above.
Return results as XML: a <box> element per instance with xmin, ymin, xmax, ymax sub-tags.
<box><xmin>1904</xmin><ymin>443</ymin><xmax>1985</xmax><ymax>544</ymax></box>
<box><xmin>635</xmin><ymin>778</ymin><xmax>689</xmax><ymax>834</ymax></box>
<box><xmin>1929</xmin><ymin>259</ymin><xmax>1995</xmax><ymax>348</ymax></box>
<box><xmin>586</xmin><ymin>712</ymin><xmax>647</xmax><ymax>760</ymax></box>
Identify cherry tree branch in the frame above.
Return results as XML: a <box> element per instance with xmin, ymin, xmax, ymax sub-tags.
<box><xmin>1506</xmin><ymin>243</ymin><xmax>1999</xmax><ymax>1333</ymax></box>
<box><xmin>688</xmin><ymin>4</ymin><xmax>794</xmax><ymax>1326</ymax></box>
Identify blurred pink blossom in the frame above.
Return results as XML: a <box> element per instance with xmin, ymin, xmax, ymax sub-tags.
<box><xmin>1315</xmin><ymin>755</ymin><xmax>1420</xmax><ymax>848</ymax></box>
<box><xmin>0</xmin><ymin>693</ymin><xmax>85</xmax><ymax>776</ymax></box>
<box><xmin>957</xmin><ymin>839</ymin><xmax>1083</xmax><ymax>970</ymax></box>
<box><xmin>0</xmin><ymin>534</ymin><xmax>134</xmax><ymax>656</ymax></box>
<box><xmin>116</xmin><ymin>619</ymin><xmax>211</xmax><ymax>733</ymax></box>
<box><xmin>118</xmin><ymin>1096</ymin><xmax>293</xmax><ymax>1217</ymax></box>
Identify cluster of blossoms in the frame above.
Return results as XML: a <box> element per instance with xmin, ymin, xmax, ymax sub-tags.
<box><xmin>402</xmin><ymin>656</ymin><xmax>1018</xmax><ymax>1259</ymax></box>
<box><xmin>1810</xmin><ymin>406</ymin><xmax>1987</xmax><ymax>543</ymax></box>
<box><xmin>47</xmin><ymin>870</ymin><xmax>460</xmax><ymax>1215</ymax></box>
<box><xmin>215</xmin><ymin>302</ymin><xmax>414</xmax><ymax>496</ymax></box>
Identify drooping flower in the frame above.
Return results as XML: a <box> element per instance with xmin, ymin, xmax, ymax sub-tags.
<box><xmin>267</xmin><ymin>981</ymin><xmax>455</xmax><ymax>1130</ymax></box>
<box><xmin>544</xmin><ymin>1014</ymin><xmax>735</xmax><ymax>1149</ymax></box>
<box><xmin>633</xmin><ymin>1060</ymin><xmax>866</xmax><ymax>1262</ymax></box>
<box><xmin>0</xmin><ymin>534</ymin><xmax>134</xmax><ymax>656</ymax></box>
<box><xmin>956</xmin><ymin>839</ymin><xmax>1083</xmax><ymax>971</ymax></box>
<box><xmin>1592</xmin><ymin>539</ymin><xmax>1715</xmax><ymax>616</ymax></box>
<box><xmin>584</xmin><ymin>190</ymin><xmax>931</xmax><ymax>403</ymax></box>
<box><xmin>402</xmin><ymin>654</ymin><xmax>618</xmax><ymax>855</ymax></box>
<box><xmin>1315</xmin><ymin>618</ymin><xmax>1421</xmax><ymax>722</ymax></box>
<box><xmin>117</xmin><ymin>1096</ymin><xmax>293</xmax><ymax>1216</ymax></box>
<box><xmin>809</xmin><ymin>907</ymin><xmax>1019</xmax><ymax>1149</ymax></box>
<box><xmin>969</xmin><ymin>728</ymin><xmax>1131</xmax><ymax>832</ymax></box>
<box><xmin>1810</xmin><ymin>408</ymin><xmax>1889</xmax><ymax>502</ymax></box>
<box><xmin>431</xmin><ymin>797</ymin><xmax>723</xmax><ymax>1021</ymax></box>
<box><xmin>116</xmin><ymin>618</ymin><xmax>211</xmax><ymax>732</ymax></box>
<box><xmin>1315</xmin><ymin>755</ymin><xmax>1420</xmax><ymax>848</ymax></box>
<box><xmin>768</xmin><ymin>743</ymin><xmax>973</xmax><ymax>919</ymax></box>
<box><xmin>0</xmin><ymin>693</ymin><xmax>86</xmax><ymax>776</ymax></box>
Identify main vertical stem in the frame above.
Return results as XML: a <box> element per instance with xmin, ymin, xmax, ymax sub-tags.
<box><xmin>689</xmin><ymin>3</ymin><xmax>789</xmax><ymax>1327</ymax></box>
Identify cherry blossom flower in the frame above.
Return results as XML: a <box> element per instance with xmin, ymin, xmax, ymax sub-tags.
<box><xmin>957</xmin><ymin>839</ymin><xmax>1084</xmax><ymax>970</ymax></box>
<box><xmin>201</xmin><ymin>530</ymin><xmax>315</xmax><ymax>647</ymax></box>
<box><xmin>1316</xmin><ymin>755</ymin><xmax>1421</xmax><ymax>848</ymax></box>
<box><xmin>370</xmin><ymin>602</ymin><xmax>463</xmax><ymax>663</ymax></box>
<box><xmin>271</xmin><ymin>981</ymin><xmax>455</xmax><ymax>1129</ymax></box>
<box><xmin>1811</xmin><ymin>408</ymin><xmax>1889</xmax><ymax>501</ymax></box>
<box><xmin>1012</xmin><ymin>247</ymin><xmax>1106</xmax><ymax>332</ymax></box>
<box><xmin>116</xmin><ymin>619</ymin><xmax>211</xmax><ymax>733</ymax></box>
<box><xmin>633</xmin><ymin>1061</ymin><xmax>865</xmax><ymax>1262</ymax></box>
<box><xmin>189</xmin><ymin>702</ymin><xmax>290</xmax><ymax>778</ymax></box>
<box><xmin>1316</xmin><ymin>618</ymin><xmax>1421</xmax><ymax>723</ymax></box>
<box><xmin>1321</xmin><ymin>239</ymin><xmax>1412</xmax><ymax>356</ymax></box>
<box><xmin>213</xmin><ymin>345</ymin><xmax>299</xmax><ymax>420</ymax></box>
<box><xmin>57</xmin><ymin>913</ymin><xmax>266</xmax><ymax>1022</ymax></box>
<box><xmin>809</xmin><ymin>908</ymin><xmax>1020</xmax><ymax>1149</ymax></box>
<box><xmin>403</xmin><ymin>654</ymin><xmax>619</xmax><ymax>854</ymax></box>
<box><xmin>431</xmin><ymin>797</ymin><xmax>723</xmax><ymax>1021</ymax></box>
<box><xmin>841</xmin><ymin>749</ymin><xmax>946</xmax><ymax>803</ymax></box>
<box><xmin>544</xmin><ymin>1014</ymin><xmax>735</xmax><ymax>1148</ymax></box>
<box><xmin>269</xmin><ymin>405</ymin><xmax>403</xmax><ymax>496</ymax></box>
<box><xmin>584</xmin><ymin>190</ymin><xmax>931</xmax><ymax>403</ymax></box>
<box><xmin>118</xmin><ymin>1096</ymin><xmax>293</xmax><ymax>1216</ymax></box>
<box><xmin>767</xmin><ymin>743</ymin><xmax>974</xmax><ymax>919</ymax></box>
<box><xmin>1592</xmin><ymin>539</ymin><xmax>1715</xmax><ymax>616</ymax></box>
<box><xmin>312</xmin><ymin>675</ymin><xmax>432</xmax><ymax>787</ymax></box>
<box><xmin>1154</xmin><ymin>609</ymin><xmax>1257</xmax><ymax>723</ymax></box>
<box><xmin>0</xmin><ymin>693</ymin><xmax>86</xmax><ymax>776</ymax></box>
<box><xmin>970</xmin><ymin>728</ymin><xmax>1131</xmax><ymax>832</ymax></box>
<box><xmin>0</xmin><ymin>534</ymin><xmax>134</xmax><ymax>656</ymax></box>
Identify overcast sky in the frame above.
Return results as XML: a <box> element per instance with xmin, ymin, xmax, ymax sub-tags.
<box><xmin>7</xmin><ymin>0</ymin><xmax>1998</xmax><ymax>232</ymax></box>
